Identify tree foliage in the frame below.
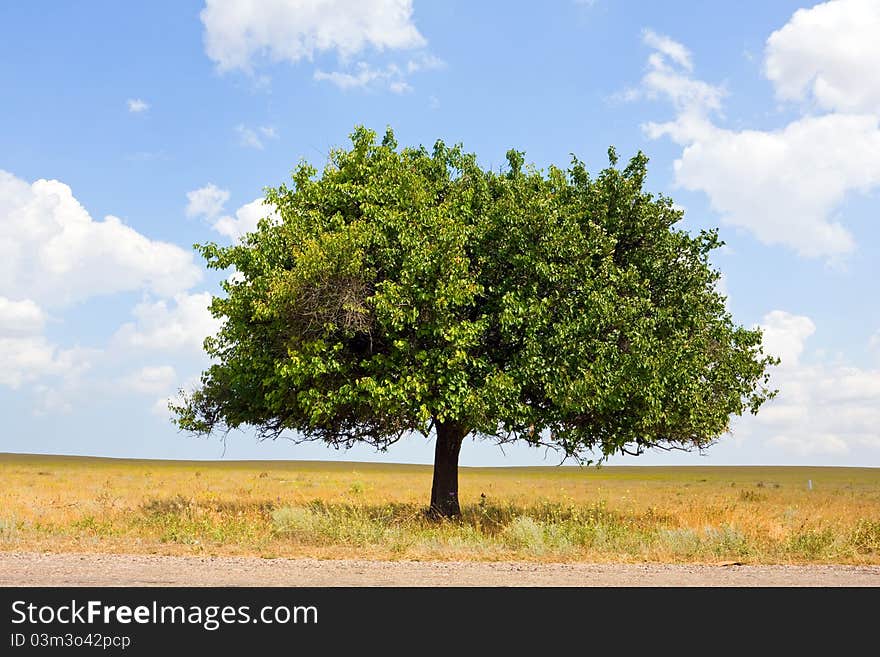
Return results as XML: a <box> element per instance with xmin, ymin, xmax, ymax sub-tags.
<box><xmin>173</xmin><ymin>126</ymin><xmax>776</xmax><ymax>499</ymax></box>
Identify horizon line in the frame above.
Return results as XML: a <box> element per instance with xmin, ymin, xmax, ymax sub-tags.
<box><xmin>0</xmin><ymin>452</ymin><xmax>876</xmax><ymax>470</ymax></box>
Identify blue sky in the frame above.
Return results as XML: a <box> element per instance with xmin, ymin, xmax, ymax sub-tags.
<box><xmin>2</xmin><ymin>0</ymin><xmax>879</xmax><ymax>467</ymax></box>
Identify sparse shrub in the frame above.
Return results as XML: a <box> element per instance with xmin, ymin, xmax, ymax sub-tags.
<box><xmin>590</xmin><ymin>521</ymin><xmax>635</xmax><ymax>553</ymax></box>
<box><xmin>71</xmin><ymin>515</ymin><xmax>117</xmax><ymax>538</ymax></box>
<box><xmin>0</xmin><ymin>517</ymin><xmax>18</xmax><ymax>543</ymax></box>
<box><xmin>703</xmin><ymin>524</ymin><xmax>748</xmax><ymax>557</ymax></box>
<box><xmin>787</xmin><ymin>528</ymin><xmax>838</xmax><ymax>559</ymax></box>
<box><xmin>849</xmin><ymin>520</ymin><xmax>880</xmax><ymax>554</ymax></box>
<box><xmin>658</xmin><ymin>528</ymin><xmax>702</xmax><ymax>556</ymax></box>
<box><xmin>502</xmin><ymin>517</ymin><xmax>545</xmax><ymax>554</ymax></box>
<box><xmin>272</xmin><ymin>504</ymin><xmax>391</xmax><ymax>546</ymax></box>
<box><xmin>272</xmin><ymin>507</ymin><xmax>323</xmax><ymax>540</ymax></box>
<box><xmin>541</xmin><ymin>523</ymin><xmax>577</xmax><ymax>553</ymax></box>
<box><xmin>136</xmin><ymin>496</ymin><xmax>271</xmax><ymax>545</ymax></box>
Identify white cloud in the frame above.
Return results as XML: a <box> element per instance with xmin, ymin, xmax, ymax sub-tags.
<box><xmin>405</xmin><ymin>52</ymin><xmax>444</xmax><ymax>74</ymax></box>
<box><xmin>186</xmin><ymin>183</ymin><xmax>230</xmax><ymax>220</ymax></box>
<box><xmin>759</xmin><ymin>310</ymin><xmax>815</xmax><ymax>367</ymax></box>
<box><xmin>32</xmin><ymin>384</ymin><xmax>75</xmax><ymax>415</ymax></box>
<box><xmin>768</xmin><ymin>433</ymin><xmax>850</xmax><ymax>456</ymax></box>
<box><xmin>315</xmin><ymin>64</ymin><xmax>381</xmax><ymax>89</ymax></box>
<box><xmin>641</xmin><ymin>60</ymin><xmax>724</xmax><ymax>118</ymax></box>
<box><xmin>652</xmin><ymin>114</ymin><xmax>879</xmax><ymax>257</ymax></box>
<box><xmin>236</xmin><ymin>124</ymin><xmax>278</xmax><ymax>150</ymax></box>
<box><xmin>745</xmin><ymin>311</ymin><xmax>880</xmax><ymax>456</ymax></box>
<box><xmin>631</xmin><ymin>30</ymin><xmax>724</xmax><ymax>141</ymax></box>
<box><xmin>212</xmin><ymin>197</ymin><xmax>279</xmax><ymax>243</ymax></box>
<box><xmin>0</xmin><ymin>297</ymin><xmax>46</xmax><ymax>336</ymax></box>
<box><xmin>127</xmin><ymin>98</ymin><xmax>150</xmax><ymax>113</ymax></box>
<box><xmin>185</xmin><ymin>188</ymin><xmax>279</xmax><ymax>243</ymax></box>
<box><xmin>389</xmin><ymin>80</ymin><xmax>412</xmax><ymax>94</ymax></box>
<box><xmin>201</xmin><ymin>0</ymin><xmax>426</xmax><ymax>73</ymax></box>
<box><xmin>0</xmin><ymin>337</ymin><xmax>60</xmax><ymax>388</ymax></box>
<box><xmin>123</xmin><ymin>365</ymin><xmax>177</xmax><ymax>395</ymax></box>
<box><xmin>0</xmin><ymin>170</ymin><xmax>213</xmax><ymax>413</ymax></box>
<box><xmin>0</xmin><ymin>170</ymin><xmax>202</xmax><ymax>306</ymax></box>
<box><xmin>314</xmin><ymin>62</ymin><xmax>392</xmax><ymax>90</ymax></box>
<box><xmin>150</xmin><ymin>377</ymin><xmax>197</xmax><ymax>419</ymax></box>
<box><xmin>314</xmin><ymin>53</ymin><xmax>443</xmax><ymax>92</ymax></box>
<box><xmin>0</xmin><ymin>337</ymin><xmax>93</xmax><ymax>389</ymax></box>
<box><xmin>226</xmin><ymin>270</ymin><xmax>246</xmax><ymax>285</ymax></box>
<box><xmin>202</xmin><ymin>1</ymin><xmax>439</xmax><ymax>93</ymax></box>
<box><xmin>642</xmin><ymin>28</ymin><xmax>693</xmax><ymax>71</ymax></box>
<box><xmin>152</xmin><ymin>395</ymin><xmax>175</xmax><ymax>418</ymax></box>
<box><xmin>113</xmin><ymin>293</ymin><xmax>221</xmax><ymax>352</ymax></box>
<box><xmin>765</xmin><ymin>0</ymin><xmax>880</xmax><ymax>114</ymax></box>
<box><xmin>634</xmin><ymin>26</ymin><xmax>880</xmax><ymax>259</ymax></box>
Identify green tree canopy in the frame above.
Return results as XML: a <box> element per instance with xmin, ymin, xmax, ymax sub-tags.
<box><xmin>173</xmin><ymin>126</ymin><xmax>777</xmax><ymax>517</ymax></box>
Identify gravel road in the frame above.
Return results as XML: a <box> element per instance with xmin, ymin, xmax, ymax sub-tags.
<box><xmin>1</xmin><ymin>551</ymin><xmax>878</xmax><ymax>586</ymax></box>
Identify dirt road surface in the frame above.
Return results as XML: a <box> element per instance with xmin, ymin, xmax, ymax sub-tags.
<box><xmin>1</xmin><ymin>552</ymin><xmax>879</xmax><ymax>586</ymax></box>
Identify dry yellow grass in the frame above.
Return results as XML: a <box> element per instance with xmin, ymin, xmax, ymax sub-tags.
<box><xmin>1</xmin><ymin>453</ymin><xmax>878</xmax><ymax>564</ymax></box>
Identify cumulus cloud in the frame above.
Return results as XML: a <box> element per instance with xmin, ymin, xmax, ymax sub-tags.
<box><xmin>113</xmin><ymin>293</ymin><xmax>221</xmax><ymax>352</ymax></box>
<box><xmin>185</xmin><ymin>185</ymin><xmax>277</xmax><ymax>243</ymax></box>
<box><xmin>0</xmin><ymin>297</ymin><xmax>46</xmax><ymax>336</ymax></box>
<box><xmin>765</xmin><ymin>0</ymin><xmax>880</xmax><ymax>114</ymax></box>
<box><xmin>649</xmin><ymin>113</ymin><xmax>878</xmax><ymax>257</ymax></box>
<box><xmin>127</xmin><ymin>98</ymin><xmax>150</xmax><ymax>113</ymax></box>
<box><xmin>201</xmin><ymin>0</ymin><xmax>441</xmax><ymax>93</ymax></box>
<box><xmin>0</xmin><ymin>337</ymin><xmax>61</xmax><ymax>388</ymax></box>
<box><xmin>746</xmin><ymin>311</ymin><xmax>880</xmax><ymax>456</ymax></box>
<box><xmin>0</xmin><ymin>170</ymin><xmax>202</xmax><ymax>306</ymax></box>
<box><xmin>122</xmin><ymin>365</ymin><xmax>177</xmax><ymax>395</ymax></box>
<box><xmin>186</xmin><ymin>183</ymin><xmax>230</xmax><ymax>220</ymax></box>
<box><xmin>0</xmin><ymin>337</ymin><xmax>93</xmax><ymax>389</ymax></box>
<box><xmin>212</xmin><ymin>197</ymin><xmax>279</xmax><ymax>243</ymax></box>
<box><xmin>759</xmin><ymin>310</ymin><xmax>815</xmax><ymax>366</ymax></box>
<box><xmin>633</xmin><ymin>22</ymin><xmax>880</xmax><ymax>259</ymax></box>
<box><xmin>201</xmin><ymin>0</ymin><xmax>425</xmax><ymax>73</ymax></box>
<box><xmin>0</xmin><ymin>171</ymin><xmax>227</xmax><ymax>413</ymax></box>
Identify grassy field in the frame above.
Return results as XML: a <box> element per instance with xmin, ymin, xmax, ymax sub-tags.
<box><xmin>1</xmin><ymin>453</ymin><xmax>878</xmax><ymax>564</ymax></box>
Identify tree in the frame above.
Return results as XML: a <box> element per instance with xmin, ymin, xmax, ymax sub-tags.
<box><xmin>172</xmin><ymin>126</ymin><xmax>777</xmax><ymax>518</ymax></box>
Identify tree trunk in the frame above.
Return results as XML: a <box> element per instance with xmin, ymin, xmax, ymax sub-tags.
<box><xmin>429</xmin><ymin>421</ymin><xmax>466</xmax><ymax>518</ymax></box>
